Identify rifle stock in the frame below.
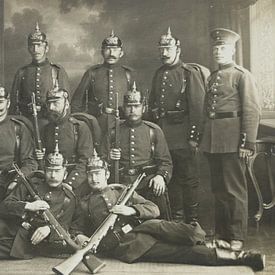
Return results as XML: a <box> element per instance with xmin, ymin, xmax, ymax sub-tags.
<box><xmin>53</xmin><ymin>173</ymin><xmax>146</xmax><ymax>275</ymax></box>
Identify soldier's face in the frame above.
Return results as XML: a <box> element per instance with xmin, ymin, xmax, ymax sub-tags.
<box><xmin>159</xmin><ymin>46</ymin><xmax>179</xmax><ymax>65</ymax></box>
<box><xmin>0</xmin><ymin>98</ymin><xmax>10</xmax><ymax>121</ymax></box>
<box><xmin>45</xmin><ymin>167</ymin><xmax>66</xmax><ymax>187</ymax></box>
<box><xmin>102</xmin><ymin>47</ymin><xmax>124</xmax><ymax>64</ymax></box>
<box><xmin>28</xmin><ymin>42</ymin><xmax>48</xmax><ymax>63</ymax></box>
<box><xmin>212</xmin><ymin>44</ymin><xmax>235</xmax><ymax>65</ymax></box>
<box><xmin>124</xmin><ymin>104</ymin><xmax>144</xmax><ymax>123</ymax></box>
<box><xmin>47</xmin><ymin>97</ymin><xmax>69</xmax><ymax>121</ymax></box>
<box><xmin>87</xmin><ymin>169</ymin><xmax>110</xmax><ymax>191</ymax></box>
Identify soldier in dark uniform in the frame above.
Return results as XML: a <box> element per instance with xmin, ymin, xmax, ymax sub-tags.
<box><xmin>0</xmin><ymin>86</ymin><xmax>37</xmax><ymax>201</ymax></box>
<box><xmin>200</xmin><ymin>29</ymin><xmax>261</xmax><ymax>251</ymax></box>
<box><xmin>10</xmin><ymin>22</ymin><xmax>70</xmax><ymax>126</ymax></box>
<box><xmin>77</xmin><ymin>154</ymin><xmax>265</xmax><ymax>272</ymax></box>
<box><xmin>102</xmin><ymin>83</ymin><xmax>173</xmax><ymax>219</ymax></box>
<box><xmin>149</xmin><ymin>28</ymin><xmax>206</xmax><ymax>223</ymax></box>
<box><xmin>71</xmin><ymin>30</ymin><xmax>135</xmax><ymax>136</ymax></box>
<box><xmin>36</xmin><ymin>84</ymin><xmax>94</xmax><ymax>194</ymax></box>
<box><xmin>0</xmin><ymin>149</ymin><xmax>82</xmax><ymax>259</ymax></box>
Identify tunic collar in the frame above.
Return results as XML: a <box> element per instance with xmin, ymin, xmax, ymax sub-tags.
<box><xmin>218</xmin><ymin>62</ymin><xmax>235</xmax><ymax>70</ymax></box>
<box><xmin>31</xmin><ymin>58</ymin><xmax>50</xmax><ymax>66</ymax></box>
<box><xmin>162</xmin><ymin>59</ymin><xmax>183</xmax><ymax>70</ymax></box>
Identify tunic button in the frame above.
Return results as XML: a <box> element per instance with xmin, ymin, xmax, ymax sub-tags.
<box><xmin>131</xmin><ymin>154</ymin><xmax>135</xmax><ymax>158</ymax></box>
<box><xmin>37</xmin><ymin>67</ymin><xmax>40</xmax><ymax>71</ymax></box>
<box><xmin>107</xmin><ymin>203</ymin><xmax>112</xmax><ymax>207</ymax></box>
<box><xmin>110</xmin><ymin>80</ymin><xmax>114</xmax><ymax>83</ymax></box>
<box><xmin>162</xmin><ymin>82</ymin><xmax>166</xmax><ymax>85</ymax></box>
<box><xmin>162</xmin><ymin>89</ymin><xmax>165</xmax><ymax>92</ymax></box>
<box><xmin>131</xmin><ymin>135</ymin><xmax>135</xmax><ymax>138</ymax></box>
<box><xmin>110</xmin><ymin>74</ymin><xmax>113</xmax><ymax>77</ymax></box>
<box><xmin>131</xmin><ymin>128</ymin><xmax>135</xmax><ymax>132</ymax></box>
<box><xmin>109</xmin><ymin>69</ymin><xmax>113</xmax><ymax>73</ymax></box>
<box><xmin>165</xmin><ymin>71</ymin><xmax>168</xmax><ymax>74</ymax></box>
<box><xmin>131</xmin><ymin>141</ymin><xmax>135</xmax><ymax>145</ymax></box>
<box><xmin>163</xmin><ymin>76</ymin><xmax>167</xmax><ymax>80</ymax></box>
<box><xmin>72</xmin><ymin>177</ymin><xmax>75</xmax><ymax>180</ymax></box>
<box><xmin>110</xmin><ymin>86</ymin><xmax>114</xmax><ymax>89</ymax></box>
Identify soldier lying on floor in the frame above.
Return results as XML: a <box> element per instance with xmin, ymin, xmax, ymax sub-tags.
<box><xmin>0</xmin><ymin>148</ymin><xmax>83</xmax><ymax>259</ymax></box>
<box><xmin>73</xmin><ymin>153</ymin><xmax>265</xmax><ymax>272</ymax></box>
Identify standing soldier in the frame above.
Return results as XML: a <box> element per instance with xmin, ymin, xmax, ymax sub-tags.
<box><xmin>36</xmin><ymin>84</ymin><xmax>94</xmax><ymax>195</ymax></box>
<box><xmin>0</xmin><ymin>86</ymin><xmax>37</xmax><ymax>201</ymax></box>
<box><xmin>103</xmin><ymin>83</ymin><xmax>173</xmax><ymax>220</ymax></box>
<box><xmin>149</xmin><ymin>28</ymin><xmax>205</xmax><ymax>223</ymax></box>
<box><xmin>10</xmin><ymin>22</ymin><xmax>70</xmax><ymax>126</ymax></box>
<box><xmin>200</xmin><ymin>29</ymin><xmax>261</xmax><ymax>251</ymax></box>
<box><xmin>71</xmin><ymin>30</ymin><xmax>135</xmax><ymax>136</ymax></box>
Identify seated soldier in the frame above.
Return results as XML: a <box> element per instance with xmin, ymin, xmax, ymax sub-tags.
<box><xmin>102</xmin><ymin>82</ymin><xmax>173</xmax><ymax>220</ymax></box>
<box><xmin>0</xmin><ymin>86</ymin><xmax>37</xmax><ymax>201</ymax></box>
<box><xmin>36</xmin><ymin>82</ymin><xmax>94</xmax><ymax>195</ymax></box>
<box><xmin>77</xmin><ymin>154</ymin><xmax>265</xmax><ymax>272</ymax></box>
<box><xmin>0</xmin><ymin>148</ymin><xmax>83</xmax><ymax>259</ymax></box>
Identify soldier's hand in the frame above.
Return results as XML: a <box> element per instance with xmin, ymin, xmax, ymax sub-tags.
<box><xmin>149</xmin><ymin>175</ymin><xmax>166</xmax><ymax>196</ymax></box>
<box><xmin>31</xmin><ymin>225</ymin><xmax>51</xmax><ymax>245</ymax></box>
<box><xmin>110</xmin><ymin>205</ymin><xmax>137</xmax><ymax>216</ymax></box>
<box><xmin>7</xmin><ymin>181</ymin><xmax>18</xmax><ymax>192</ymax></box>
<box><xmin>75</xmin><ymin>234</ymin><xmax>90</xmax><ymax>246</ymax></box>
<box><xmin>189</xmin><ymin>140</ymin><xmax>199</xmax><ymax>155</ymax></box>
<box><xmin>25</xmin><ymin>200</ymin><xmax>50</xmax><ymax>212</ymax></box>
<box><xmin>110</xmin><ymin>148</ymin><xmax>121</xmax><ymax>160</ymax></box>
<box><xmin>239</xmin><ymin>147</ymin><xmax>253</xmax><ymax>163</ymax></box>
<box><xmin>35</xmin><ymin>148</ymin><xmax>46</xmax><ymax>160</ymax></box>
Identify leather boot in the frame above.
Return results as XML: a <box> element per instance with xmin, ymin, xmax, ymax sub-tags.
<box><xmin>215</xmin><ymin>248</ymin><xmax>265</xmax><ymax>271</ymax></box>
<box><xmin>184</xmin><ymin>203</ymin><xmax>199</xmax><ymax>223</ymax></box>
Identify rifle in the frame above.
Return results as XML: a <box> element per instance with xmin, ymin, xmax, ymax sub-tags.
<box><xmin>31</xmin><ymin>93</ymin><xmax>44</xmax><ymax>170</ymax></box>
<box><xmin>113</xmin><ymin>91</ymin><xmax>120</xmax><ymax>183</ymax></box>
<box><xmin>52</xmin><ymin>172</ymin><xmax>146</xmax><ymax>275</ymax></box>
<box><xmin>13</xmin><ymin>164</ymin><xmax>101</xmax><ymax>272</ymax></box>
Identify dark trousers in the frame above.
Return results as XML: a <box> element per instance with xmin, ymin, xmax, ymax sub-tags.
<box><xmin>205</xmin><ymin>152</ymin><xmax>248</xmax><ymax>241</ymax></box>
<box><xmin>169</xmin><ymin>149</ymin><xmax>199</xmax><ymax>222</ymax></box>
<box><xmin>139</xmin><ymin>242</ymin><xmax>218</xmax><ymax>266</ymax></box>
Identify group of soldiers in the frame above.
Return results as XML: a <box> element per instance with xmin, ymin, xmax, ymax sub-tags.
<box><xmin>0</xmin><ymin>22</ymin><xmax>264</xmax><ymax>272</ymax></box>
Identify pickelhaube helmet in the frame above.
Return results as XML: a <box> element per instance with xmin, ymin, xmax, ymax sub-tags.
<box><xmin>124</xmin><ymin>82</ymin><xmax>144</xmax><ymax>106</ymax></box>
<box><xmin>0</xmin><ymin>86</ymin><xmax>9</xmax><ymax>101</ymax></box>
<box><xmin>87</xmin><ymin>150</ymin><xmax>108</xmax><ymax>172</ymax></box>
<box><xmin>158</xmin><ymin>27</ymin><xmax>180</xmax><ymax>48</ymax></box>
<box><xmin>210</xmin><ymin>28</ymin><xmax>240</xmax><ymax>46</ymax></box>
<box><xmin>45</xmin><ymin>143</ymin><xmax>64</xmax><ymax>170</ymax></box>
<box><xmin>28</xmin><ymin>22</ymin><xmax>47</xmax><ymax>45</ymax></box>
<box><xmin>101</xmin><ymin>30</ymin><xmax>123</xmax><ymax>48</ymax></box>
<box><xmin>46</xmin><ymin>80</ymin><xmax>69</xmax><ymax>102</ymax></box>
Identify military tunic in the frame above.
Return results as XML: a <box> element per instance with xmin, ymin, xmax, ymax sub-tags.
<box><xmin>0</xmin><ymin>116</ymin><xmax>37</xmax><ymax>200</ymax></box>
<box><xmin>71</xmin><ymin>63</ymin><xmax>135</xmax><ymax>135</ymax></box>
<box><xmin>0</xmin><ymin>176</ymin><xmax>81</xmax><ymax>259</ymax></box>
<box><xmin>102</xmin><ymin>120</ymin><xmax>172</xmax><ymax>219</ymax></box>
<box><xmin>149</xmin><ymin>60</ymin><xmax>206</xmax><ymax>222</ymax></box>
<box><xmin>200</xmin><ymin>62</ymin><xmax>261</xmax><ymax>241</ymax></box>
<box><xmin>41</xmin><ymin>113</ymin><xmax>93</xmax><ymax>190</ymax></box>
<box><xmin>10</xmin><ymin>59</ymin><xmax>70</xmax><ymax>119</ymax></box>
<box><xmin>79</xmin><ymin>185</ymin><xmax>215</xmax><ymax>266</ymax></box>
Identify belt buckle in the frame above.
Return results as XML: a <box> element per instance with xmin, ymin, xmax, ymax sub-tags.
<box><xmin>127</xmin><ymin>169</ymin><xmax>136</xmax><ymax>176</ymax></box>
<box><xmin>209</xmin><ymin>112</ymin><xmax>216</xmax><ymax>119</ymax></box>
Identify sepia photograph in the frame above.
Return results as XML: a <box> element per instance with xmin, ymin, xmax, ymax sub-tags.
<box><xmin>0</xmin><ymin>0</ymin><xmax>274</xmax><ymax>274</ymax></box>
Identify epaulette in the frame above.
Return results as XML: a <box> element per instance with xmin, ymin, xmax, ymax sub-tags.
<box><xmin>234</xmin><ymin>65</ymin><xmax>246</xmax><ymax>73</ymax></box>
<box><xmin>10</xmin><ymin>116</ymin><xmax>33</xmax><ymax>132</ymax></box>
<box><xmin>181</xmin><ymin>63</ymin><xmax>194</xmax><ymax>73</ymax></box>
<box><xmin>50</xmin><ymin>62</ymin><xmax>61</xmax><ymax>69</ymax></box>
<box><xmin>122</xmin><ymin>65</ymin><xmax>134</xmax><ymax>72</ymax></box>
<box><xmin>88</xmin><ymin>64</ymin><xmax>102</xmax><ymax>71</ymax></box>
<box><xmin>143</xmin><ymin>120</ymin><xmax>162</xmax><ymax>131</ymax></box>
<box><xmin>62</xmin><ymin>184</ymin><xmax>76</xmax><ymax>199</ymax></box>
<box><xmin>68</xmin><ymin>116</ymin><xmax>82</xmax><ymax>125</ymax></box>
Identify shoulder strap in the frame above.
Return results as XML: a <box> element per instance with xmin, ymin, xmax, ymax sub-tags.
<box><xmin>51</xmin><ymin>65</ymin><xmax>58</xmax><ymax>87</ymax></box>
<box><xmin>14</xmin><ymin>121</ymin><xmax>22</xmax><ymax>165</ymax></box>
<box><xmin>149</xmin><ymin>127</ymin><xmax>156</xmax><ymax>158</ymax></box>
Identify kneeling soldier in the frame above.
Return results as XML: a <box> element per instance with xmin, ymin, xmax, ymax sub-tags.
<box><xmin>102</xmin><ymin>82</ymin><xmax>173</xmax><ymax>220</ymax></box>
<box><xmin>0</xmin><ymin>148</ymin><xmax>82</xmax><ymax>259</ymax></box>
<box><xmin>78</xmin><ymin>154</ymin><xmax>265</xmax><ymax>272</ymax></box>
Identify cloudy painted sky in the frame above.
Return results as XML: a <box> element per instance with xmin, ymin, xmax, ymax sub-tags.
<box><xmin>4</xmin><ymin>0</ymin><xmax>212</xmax><ymax>90</ymax></box>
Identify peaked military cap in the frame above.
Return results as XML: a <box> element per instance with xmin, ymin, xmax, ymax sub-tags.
<box><xmin>87</xmin><ymin>150</ymin><xmax>108</xmax><ymax>172</ymax></box>
<box><xmin>211</xmin><ymin>28</ymin><xmax>240</xmax><ymax>46</ymax></box>
<box><xmin>158</xmin><ymin>27</ymin><xmax>180</xmax><ymax>47</ymax></box>
<box><xmin>28</xmin><ymin>22</ymin><xmax>47</xmax><ymax>45</ymax></box>
<box><xmin>46</xmin><ymin>144</ymin><xmax>64</xmax><ymax>170</ymax></box>
<box><xmin>0</xmin><ymin>86</ymin><xmax>9</xmax><ymax>101</ymax></box>
<box><xmin>102</xmin><ymin>30</ymin><xmax>123</xmax><ymax>48</ymax></box>
<box><xmin>46</xmin><ymin>80</ymin><xmax>68</xmax><ymax>102</ymax></box>
<box><xmin>124</xmin><ymin>82</ymin><xmax>144</xmax><ymax>106</ymax></box>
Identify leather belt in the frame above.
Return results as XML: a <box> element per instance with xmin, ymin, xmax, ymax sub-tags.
<box><xmin>120</xmin><ymin>164</ymin><xmax>157</xmax><ymax>176</ymax></box>
<box><xmin>208</xmin><ymin>111</ymin><xmax>241</xmax><ymax>119</ymax></box>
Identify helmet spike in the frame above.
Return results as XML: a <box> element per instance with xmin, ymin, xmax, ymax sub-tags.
<box><xmin>35</xmin><ymin>22</ymin><xmax>40</xmax><ymax>32</ymax></box>
<box><xmin>110</xmin><ymin>29</ymin><xmax>115</xmax><ymax>37</ymax></box>
<box><xmin>167</xmin><ymin>26</ymin><xmax>171</xmax><ymax>36</ymax></box>
<box><xmin>132</xmin><ymin>81</ymin><xmax>137</xmax><ymax>92</ymax></box>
